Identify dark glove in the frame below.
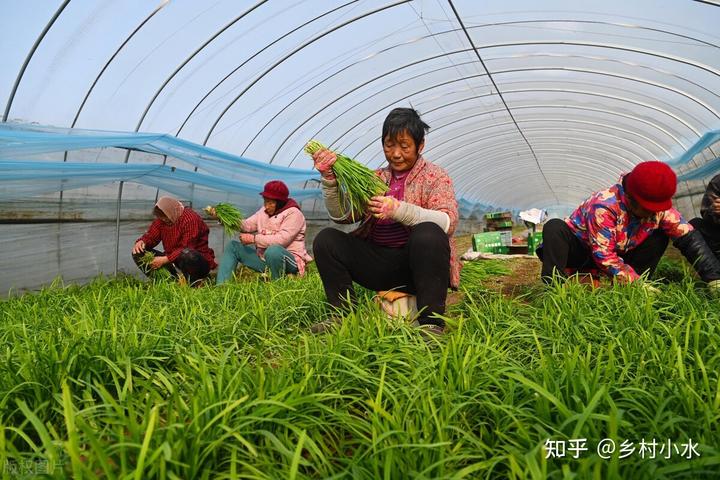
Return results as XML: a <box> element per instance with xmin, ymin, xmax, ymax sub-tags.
<box><xmin>673</xmin><ymin>230</ymin><xmax>720</xmax><ymax>282</ymax></box>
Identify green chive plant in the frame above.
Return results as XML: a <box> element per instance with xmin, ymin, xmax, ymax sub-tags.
<box><xmin>1</xmin><ymin>257</ymin><xmax>717</xmax><ymax>478</ymax></box>
<box><xmin>304</xmin><ymin>140</ymin><xmax>388</xmax><ymax>222</ymax></box>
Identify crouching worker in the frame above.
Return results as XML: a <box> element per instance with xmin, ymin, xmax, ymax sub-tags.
<box><xmin>132</xmin><ymin>196</ymin><xmax>217</xmax><ymax>285</ymax></box>
<box><xmin>310</xmin><ymin>108</ymin><xmax>460</xmax><ymax>334</ymax></box>
<box><xmin>689</xmin><ymin>173</ymin><xmax>720</xmax><ymax>261</ymax></box>
<box><xmin>537</xmin><ymin>161</ymin><xmax>720</xmax><ymax>291</ymax></box>
<box><xmin>215</xmin><ymin>180</ymin><xmax>312</xmax><ymax>284</ymax></box>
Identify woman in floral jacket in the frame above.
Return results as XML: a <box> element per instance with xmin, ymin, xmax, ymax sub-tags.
<box><xmin>311</xmin><ymin>108</ymin><xmax>459</xmax><ymax>333</ymax></box>
<box><xmin>538</xmin><ymin>161</ymin><xmax>720</xmax><ymax>291</ymax></box>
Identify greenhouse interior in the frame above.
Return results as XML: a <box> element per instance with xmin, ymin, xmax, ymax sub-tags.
<box><xmin>2</xmin><ymin>0</ymin><xmax>720</xmax><ymax>478</ymax></box>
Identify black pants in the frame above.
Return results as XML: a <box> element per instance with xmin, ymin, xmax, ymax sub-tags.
<box><xmin>132</xmin><ymin>248</ymin><xmax>211</xmax><ymax>285</ymax></box>
<box><xmin>537</xmin><ymin>218</ymin><xmax>669</xmax><ymax>282</ymax></box>
<box><xmin>313</xmin><ymin>222</ymin><xmax>451</xmax><ymax>327</ymax></box>
<box><xmin>689</xmin><ymin>217</ymin><xmax>720</xmax><ymax>259</ymax></box>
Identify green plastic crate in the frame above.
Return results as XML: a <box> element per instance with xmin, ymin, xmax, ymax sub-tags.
<box><xmin>487</xmin><ymin>220</ymin><xmax>513</xmax><ymax>228</ymax></box>
<box><xmin>527</xmin><ymin>232</ymin><xmax>543</xmax><ymax>256</ymax></box>
<box><xmin>484</xmin><ymin>211</ymin><xmax>512</xmax><ymax>220</ymax></box>
<box><xmin>472</xmin><ymin>232</ymin><xmax>508</xmax><ymax>253</ymax></box>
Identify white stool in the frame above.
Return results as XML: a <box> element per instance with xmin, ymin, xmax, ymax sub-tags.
<box><xmin>374</xmin><ymin>290</ymin><xmax>417</xmax><ymax>319</ymax></box>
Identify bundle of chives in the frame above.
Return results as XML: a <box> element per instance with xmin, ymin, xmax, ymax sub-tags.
<box><xmin>139</xmin><ymin>252</ymin><xmax>173</xmax><ymax>280</ymax></box>
<box><xmin>460</xmin><ymin>260</ymin><xmax>510</xmax><ymax>284</ymax></box>
<box><xmin>304</xmin><ymin>140</ymin><xmax>388</xmax><ymax>221</ymax></box>
<box><xmin>204</xmin><ymin>203</ymin><xmax>243</xmax><ymax>237</ymax></box>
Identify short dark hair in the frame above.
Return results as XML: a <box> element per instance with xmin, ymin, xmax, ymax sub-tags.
<box><xmin>381</xmin><ymin>108</ymin><xmax>430</xmax><ymax>150</ymax></box>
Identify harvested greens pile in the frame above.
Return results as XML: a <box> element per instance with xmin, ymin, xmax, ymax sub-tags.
<box><xmin>460</xmin><ymin>259</ymin><xmax>511</xmax><ymax>284</ymax></box>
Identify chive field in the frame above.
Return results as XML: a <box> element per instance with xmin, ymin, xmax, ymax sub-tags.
<box><xmin>1</xmin><ymin>259</ymin><xmax>719</xmax><ymax>478</ymax></box>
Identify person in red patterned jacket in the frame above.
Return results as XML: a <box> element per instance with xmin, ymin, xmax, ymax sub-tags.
<box><xmin>310</xmin><ymin>108</ymin><xmax>459</xmax><ymax>334</ymax></box>
<box><xmin>131</xmin><ymin>196</ymin><xmax>217</xmax><ymax>285</ymax></box>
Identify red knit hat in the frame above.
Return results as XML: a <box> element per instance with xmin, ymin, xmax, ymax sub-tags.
<box><xmin>260</xmin><ymin>180</ymin><xmax>289</xmax><ymax>201</ymax></box>
<box><xmin>624</xmin><ymin>161</ymin><xmax>677</xmax><ymax>212</ymax></box>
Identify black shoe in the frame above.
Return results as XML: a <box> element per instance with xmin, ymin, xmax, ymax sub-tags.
<box><xmin>411</xmin><ymin>320</ymin><xmax>445</xmax><ymax>336</ymax></box>
<box><xmin>310</xmin><ymin>316</ymin><xmax>343</xmax><ymax>334</ymax></box>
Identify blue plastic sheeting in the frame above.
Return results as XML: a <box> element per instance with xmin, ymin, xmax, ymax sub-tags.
<box><xmin>0</xmin><ymin>123</ymin><xmax>318</xmax><ymax>183</ymax></box>
<box><xmin>677</xmin><ymin>157</ymin><xmax>720</xmax><ymax>181</ymax></box>
<box><xmin>667</xmin><ymin>130</ymin><xmax>720</xmax><ymax>168</ymax></box>
<box><xmin>0</xmin><ymin>122</ymin><xmax>326</xmax><ymax>209</ymax></box>
<box><xmin>0</xmin><ymin>161</ymin><xmax>321</xmax><ymax>206</ymax></box>
<box><xmin>666</xmin><ymin>128</ymin><xmax>720</xmax><ymax>181</ymax></box>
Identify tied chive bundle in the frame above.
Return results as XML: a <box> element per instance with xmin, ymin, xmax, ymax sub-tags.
<box><xmin>139</xmin><ymin>252</ymin><xmax>173</xmax><ymax>280</ymax></box>
<box><xmin>204</xmin><ymin>203</ymin><xmax>243</xmax><ymax>237</ymax></box>
<box><xmin>305</xmin><ymin>140</ymin><xmax>388</xmax><ymax>221</ymax></box>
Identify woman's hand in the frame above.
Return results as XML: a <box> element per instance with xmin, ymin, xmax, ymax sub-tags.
<box><xmin>240</xmin><ymin>233</ymin><xmax>255</xmax><ymax>245</ymax></box>
<box><xmin>132</xmin><ymin>240</ymin><xmax>146</xmax><ymax>255</ymax></box>
<box><xmin>368</xmin><ymin>196</ymin><xmax>400</xmax><ymax>220</ymax></box>
<box><xmin>710</xmin><ymin>193</ymin><xmax>720</xmax><ymax>215</ymax></box>
<box><xmin>312</xmin><ymin>149</ymin><xmax>337</xmax><ymax>179</ymax></box>
<box><xmin>203</xmin><ymin>206</ymin><xmax>218</xmax><ymax>219</ymax></box>
<box><xmin>150</xmin><ymin>255</ymin><xmax>169</xmax><ymax>270</ymax></box>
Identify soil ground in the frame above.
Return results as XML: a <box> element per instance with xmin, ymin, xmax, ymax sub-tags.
<box><xmin>455</xmin><ymin>233</ymin><xmax>542</xmax><ymax>297</ymax></box>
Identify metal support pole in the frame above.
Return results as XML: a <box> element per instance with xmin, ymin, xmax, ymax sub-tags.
<box><xmin>114</xmin><ymin>181</ymin><xmax>124</xmax><ymax>275</ymax></box>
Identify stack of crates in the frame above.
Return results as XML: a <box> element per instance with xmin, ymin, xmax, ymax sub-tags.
<box><xmin>485</xmin><ymin>211</ymin><xmax>513</xmax><ymax>231</ymax></box>
<box><xmin>484</xmin><ymin>211</ymin><xmax>513</xmax><ymax>248</ymax></box>
<box><xmin>472</xmin><ymin>232</ymin><xmax>509</xmax><ymax>254</ymax></box>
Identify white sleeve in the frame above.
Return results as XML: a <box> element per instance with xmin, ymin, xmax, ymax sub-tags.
<box><xmin>392</xmin><ymin>201</ymin><xmax>450</xmax><ymax>233</ymax></box>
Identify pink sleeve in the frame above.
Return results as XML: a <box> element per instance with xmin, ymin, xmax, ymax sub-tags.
<box><xmin>586</xmin><ymin>206</ymin><xmax>639</xmax><ymax>281</ymax></box>
<box><xmin>255</xmin><ymin>209</ymin><xmax>304</xmax><ymax>248</ymax></box>
<box><xmin>241</xmin><ymin>209</ymin><xmax>260</xmax><ymax>233</ymax></box>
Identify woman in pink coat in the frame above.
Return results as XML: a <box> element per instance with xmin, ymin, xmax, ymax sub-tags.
<box><xmin>216</xmin><ymin>181</ymin><xmax>312</xmax><ymax>284</ymax></box>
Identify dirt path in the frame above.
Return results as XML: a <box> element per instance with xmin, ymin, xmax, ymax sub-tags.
<box><xmin>456</xmin><ymin>234</ymin><xmax>542</xmax><ymax>297</ymax></box>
